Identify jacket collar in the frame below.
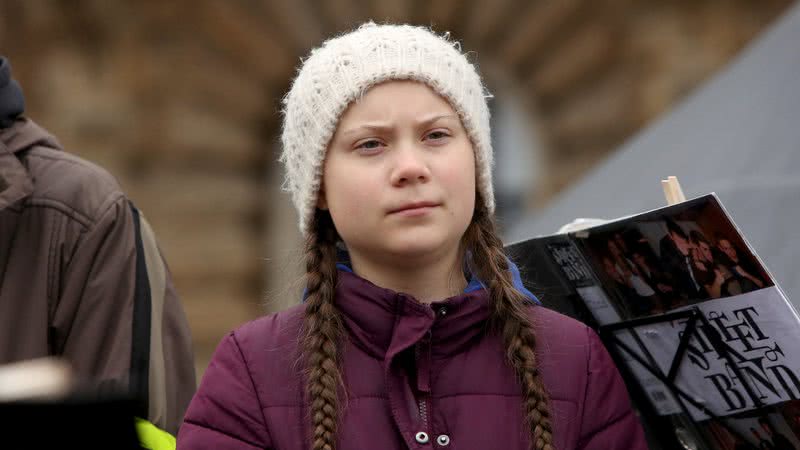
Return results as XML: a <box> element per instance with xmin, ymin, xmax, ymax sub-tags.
<box><xmin>332</xmin><ymin>261</ymin><xmax>538</xmax><ymax>360</ymax></box>
<box><xmin>334</xmin><ymin>268</ymin><xmax>491</xmax><ymax>360</ymax></box>
<box><xmin>333</xmin><ymin>259</ymin><xmax>539</xmax><ymax>302</ymax></box>
<box><xmin>0</xmin><ymin>119</ymin><xmax>60</xmax><ymax>211</ymax></box>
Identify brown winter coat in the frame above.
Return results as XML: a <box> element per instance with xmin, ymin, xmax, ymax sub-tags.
<box><xmin>0</xmin><ymin>118</ymin><xmax>195</xmax><ymax>434</ymax></box>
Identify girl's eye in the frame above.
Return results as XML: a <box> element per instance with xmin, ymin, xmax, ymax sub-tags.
<box><xmin>355</xmin><ymin>139</ymin><xmax>385</xmax><ymax>153</ymax></box>
<box><xmin>425</xmin><ymin>130</ymin><xmax>450</xmax><ymax>141</ymax></box>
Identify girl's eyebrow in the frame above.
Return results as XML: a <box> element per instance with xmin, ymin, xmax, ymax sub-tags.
<box><xmin>340</xmin><ymin>123</ymin><xmax>393</xmax><ymax>137</ymax></box>
<box><xmin>339</xmin><ymin>114</ymin><xmax>459</xmax><ymax>137</ymax></box>
<box><xmin>418</xmin><ymin>113</ymin><xmax>459</xmax><ymax>128</ymax></box>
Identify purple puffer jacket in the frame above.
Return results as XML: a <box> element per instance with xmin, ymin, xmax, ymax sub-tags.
<box><xmin>178</xmin><ymin>270</ymin><xmax>647</xmax><ymax>449</ymax></box>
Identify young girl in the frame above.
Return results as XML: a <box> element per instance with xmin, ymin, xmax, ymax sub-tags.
<box><xmin>178</xmin><ymin>23</ymin><xmax>647</xmax><ymax>450</ymax></box>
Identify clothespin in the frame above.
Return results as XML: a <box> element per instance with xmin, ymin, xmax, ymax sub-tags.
<box><xmin>661</xmin><ymin>176</ymin><xmax>686</xmax><ymax>206</ymax></box>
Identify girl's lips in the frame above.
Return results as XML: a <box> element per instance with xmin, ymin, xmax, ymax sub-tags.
<box><xmin>391</xmin><ymin>205</ymin><xmax>438</xmax><ymax>217</ymax></box>
<box><xmin>388</xmin><ymin>202</ymin><xmax>441</xmax><ymax>216</ymax></box>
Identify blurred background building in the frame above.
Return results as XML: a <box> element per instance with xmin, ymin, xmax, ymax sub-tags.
<box><xmin>0</xmin><ymin>0</ymin><xmax>793</xmax><ymax>377</ymax></box>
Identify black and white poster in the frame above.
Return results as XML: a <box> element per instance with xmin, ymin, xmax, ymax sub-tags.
<box><xmin>510</xmin><ymin>194</ymin><xmax>800</xmax><ymax>450</ymax></box>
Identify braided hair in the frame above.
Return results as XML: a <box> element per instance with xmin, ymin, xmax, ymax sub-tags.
<box><xmin>464</xmin><ymin>201</ymin><xmax>555</xmax><ymax>450</ymax></box>
<box><xmin>300</xmin><ymin>211</ymin><xmax>344</xmax><ymax>450</ymax></box>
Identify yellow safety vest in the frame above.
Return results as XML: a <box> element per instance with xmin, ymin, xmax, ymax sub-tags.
<box><xmin>135</xmin><ymin>417</ymin><xmax>176</xmax><ymax>450</ymax></box>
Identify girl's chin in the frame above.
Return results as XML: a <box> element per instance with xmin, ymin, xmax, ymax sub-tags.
<box><xmin>382</xmin><ymin>238</ymin><xmax>460</xmax><ymax>260</ymax></box>
<box><xmin>343</xmin><ymin>226</ymin><xmax>467</xmax><ymax>263</ymax></box>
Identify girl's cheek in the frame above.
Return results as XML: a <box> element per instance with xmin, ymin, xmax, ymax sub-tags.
<box><xmin>344</xmin><ymin>180</ymin><xmax>379</xmax><ymax>212</ymax></box>
<box><xmin>442</xmin><ymin>164</ymin><xmax>475</xmax><ymax>191</ymax></box>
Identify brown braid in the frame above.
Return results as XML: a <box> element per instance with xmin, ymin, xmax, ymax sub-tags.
<box><xmin>465</xmin><ymin>200</ymin><xmax>555</xmax><ymax>450</ymax></box>
<box><xmin>301</xmin><ymin>211</ymin><xmax>345</xmax><ymax>450</ymax></box>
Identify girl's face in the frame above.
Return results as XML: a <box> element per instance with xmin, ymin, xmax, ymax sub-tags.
<box><xmin>320</xmin><ymin>81</ymin><xmax>476</xmax><ymax>267</ymax></box>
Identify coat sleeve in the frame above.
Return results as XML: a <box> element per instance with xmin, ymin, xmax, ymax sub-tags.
<box><xmin>52</xmin><ymin>197</ymin><xmax>196</xmax><ymax>435</ymax></box>
<box><xmin>177</xmin><ymin>332</ymin><xmax>271</xmax><ymax>449</ymax></box>
<box><xmin>576</xmin><ymin>328</ymin><xmax>649</xmax><ymax>450</ymax></box>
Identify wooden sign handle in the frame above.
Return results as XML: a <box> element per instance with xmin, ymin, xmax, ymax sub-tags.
<box><xmin>661</xmin><ymin>176</ymin><xmax>686</xmax><ymax>205</ymax></box>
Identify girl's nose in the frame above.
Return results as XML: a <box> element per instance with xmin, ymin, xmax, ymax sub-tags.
<box><xmin>390</xmin><ymin>144</ymin><xmax>432</xmax><ymax>186</ymax></box>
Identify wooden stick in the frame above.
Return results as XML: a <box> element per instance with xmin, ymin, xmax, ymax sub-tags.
<box><xmin>662</xmin><ymin>179</ymin><xmax>676</xmax><ymax>205</ymax></box>
<box><xmin>668</xmin><ymin>176</ymin><xmax>686</xmax><ymax>202</ymax></box>
<box><xmin>662</xmin><ymin>176</ymin><xmax>686</xmax><ymax>205</ymax></box>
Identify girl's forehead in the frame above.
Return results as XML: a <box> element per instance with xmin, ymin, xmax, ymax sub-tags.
<box><xmin>340</xmin><ymin>81</ymin><xmax>457</xmax><ymax>123</ymax></box>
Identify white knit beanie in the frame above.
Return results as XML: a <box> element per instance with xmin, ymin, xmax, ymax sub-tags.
<box><xmin>280</xmin><ymin>22</ymin><xmax>495</xmax><ymax>236</ymax></box>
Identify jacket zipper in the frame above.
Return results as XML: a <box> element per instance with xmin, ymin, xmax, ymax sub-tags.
<box><xmin>418</xmin><ymin>395</ymin><xmax>429</xmax><ymax>428</ymax></box>
<box><xmin>416</xmin><ymin>330</ymin><xmax>432</xmax><ymax>432</ymax></box>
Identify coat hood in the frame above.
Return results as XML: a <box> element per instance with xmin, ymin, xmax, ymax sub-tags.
<box><xmin>0</xmin><ymin>119</ymin><xmax>62</xmax><ymax>210</ymax></box>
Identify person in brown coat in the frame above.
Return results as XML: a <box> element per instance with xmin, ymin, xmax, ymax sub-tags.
<box><xmin>0</xmin><ymin>55</ymin><xmax>195</xmax><ymax>435</ymax></box>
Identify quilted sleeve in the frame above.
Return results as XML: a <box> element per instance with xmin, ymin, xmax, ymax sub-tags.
<box><xmin>177</xmin><ymin>333</ymin><xmax>271</xmax><ymax>449</ymax></box>
<box><xmin>576</xmin><ymin>328</ymin><xmax>649</xmax><ymax>450</ymax></box>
